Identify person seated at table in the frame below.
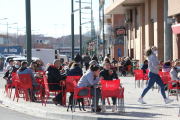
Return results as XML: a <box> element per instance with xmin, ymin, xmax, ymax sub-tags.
<box><xmin>67</xmin><ymin>62</ymin><xmax>83</xmax><ymax>76</ymax></box>
<box><xmin>170</xmin><ymin>61</ymin><xmax>180</xmax><ymax>87</ymax></box>
<box><xmin>159</xmin><ymin>60</ymin><xmax>164</xmax><ymax>65</ymax></box>
<box><xmin>35</xmin><ymin>59</ymin><xmax>43</xmax><ymax>71</ymax></box>
<box><xmin>17</xmin><ymin>61</ymin><xmax>40</xmax><ymax>102</ymax></box>
<box><xmin>3</xmin><ymin>61</ymin><xmax>21</xmax><ymax>84</ymax></box>
<box><xmin>6</xmin><ymin>59</ymin><xmax>14</xmax><ymax>71</ymax></box>
<box><xmin>77</xmin><ymin>61</ymin><xmax>101</xmax><ymax>112</ymax></box>
<box><xmin>28</xmin><ymin>61</ymin><xmax>37</xmax><ymax>74</ymax></box>
<box><xmin>39</xmin><ymin>59</ymin><xmax>46</xmax><ymax>72</ymax></box>
<box><xmin>104</xmin><ymin>57</ymin><xmax>111</xmax><ymax>64</ymax></box>
<box><xmin>140</xmin><ymin>60</ymin><xmax>148</xmax><ymax>74</ymax></box>
<box><xmin>111</xmin><ymin>58</ymin><xmax>118</xmax><ymax>66</ymax></box>
<box><xmin>46</xmin><ymin>59</ymin><xmax>66</xmax><ymax>105</ymax></box>
<box><xmin>100</xmin><ymin>61</ymin><xmax>118</xmax><ymax>112</ymax></box>
<box><xmin>66</xmin><ymin>60</ymin><xmax>75</xmax><ymax>74</ymax></box>
<box><xmin>120</xmin><ymin>57</ymin><xmax>132</xmax><ymax>76</ymax></box>
<box><xmin>162</xmin><ymin>61</ymin><xmax>171</xmax><ymax>72</ymax></box>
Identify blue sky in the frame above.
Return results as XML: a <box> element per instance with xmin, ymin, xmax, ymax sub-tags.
<box><xmin>0</xmin><ymin>0</ymin><xmax>106</xmax><ymax>38</ymax></box>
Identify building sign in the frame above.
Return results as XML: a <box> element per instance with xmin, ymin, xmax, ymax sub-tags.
<box><xmin>116</xmin><ymin>28</ymin><xmax>125</xmax><ymax>36</ymax></box>
<box><xmin>0</xmin><ymin>46</ymin><xmax>22</xmax><ymax>55</ymax></box>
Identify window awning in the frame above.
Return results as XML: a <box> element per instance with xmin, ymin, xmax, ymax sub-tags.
<box><xmin>172</xmin><ymin>24</ymin><xmax>180</xmax><ymax>34</ymax></box>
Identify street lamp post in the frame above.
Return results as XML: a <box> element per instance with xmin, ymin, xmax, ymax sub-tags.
<box><xmin>79</xmin><ymin>0</ymin><xmax>82</xmax><ymax>58</ymax></box>
<box><xmin>25</xmin><ymin>0</ymin><xmax>32</xmax><ymax>66</ymax></box>
<box><xmin>71</xmin><ymin>1</ymin><xmax>91</xmax><ymax>60</ymax></box>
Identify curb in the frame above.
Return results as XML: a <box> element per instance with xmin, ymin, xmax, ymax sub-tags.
<box><xmin>0</xmin><ymin>90</ymin><xmax>129</xmax><ymax>120</ymax></box>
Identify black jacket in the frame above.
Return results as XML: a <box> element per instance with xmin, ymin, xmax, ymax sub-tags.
<box><xmin>100</xmin><ymin>69</ymin><xmax>118</xmax><ymax>80</ymax></box>
<box><xmin>46</xmin><ymin>64</ymin><xmax>66</xmax><ymax>90</ymax></box>
<box><xmin>123</xmin><ymin>60</ymin><xmax>131</xmax><ymax>67</ymax></box>
<box><xmin>3</xmin><ymin>66</ymin><xmax>18</xmax><ymax>80</ymax></box>
<box><xmin>92</xmin><ymin>56</ymin><xmax>98</xmax><ymax>63</ymax></box>
<box><xmin>75</xmin><ymin>55</ymin><xmax>82</xmax><ymax>63</ymax></box>
<box><xmin>67</xmin><ymin>66</ymin><xmax>83</xmax><ymax>76</ymax></box>
<box><xmin>112</xmin><ymin>60</ymin><xmax>118</xmax><ymax>65</ymax></box>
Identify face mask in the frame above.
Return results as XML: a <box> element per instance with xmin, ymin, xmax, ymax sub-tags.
<box><xmin>177</xmin><ymin>66</ymin><xmax>180</xmax><ymax>69</ymax></box>
<box><xmin>15</xmin><ymin>65</ymin><xmax>19</xmax><ymax>68</ymax></box>
<box><xmin>153</xmin><ymin>50</ymin><xmax>158</xmax><ymax>54</ymax></box>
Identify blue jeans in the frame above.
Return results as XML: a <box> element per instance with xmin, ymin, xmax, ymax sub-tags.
<box><xmin>103</xmin><ymin>97</ymin><xmax>117</xmax><ymax>105</ymax></box>
<box><xmin>141</xmin><ymin>72</ymin><xmax>166</xmax><ymax>99</ymax></box>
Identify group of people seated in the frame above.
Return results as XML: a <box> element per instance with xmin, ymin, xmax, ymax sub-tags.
<box><xmin>3</xmin><ymin>59</ymin><xmax>46</xmax><ymax>102</ymax></box>
<box><xmin>3</xmin><ymin>55</ymin><xmax>123</xmax><ymax>113</ymax></box>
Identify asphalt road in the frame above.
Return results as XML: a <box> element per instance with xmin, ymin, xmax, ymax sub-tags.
<box><xmin>0</xmin><ymin>69</ymin><xmax>54</xmax><ymax>120</ymax></box>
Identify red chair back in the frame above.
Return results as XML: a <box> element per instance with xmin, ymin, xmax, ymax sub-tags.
<box><xmin>18</xmin><ymin>74</ymin><xmax>32</xmax><ymax>88</ymax></box>
<box><xmin>43</xmin><ymin>75</ymin><xmax>50</xmax><ymax>92</ymax></box>
<box><xmin>146</xmin><ymin>70</ymin><xmax>149</xmax><ymax>75</ymax></box>
<box><xmin>101</xmin><ymin>79</ymin><xmax>120</xmax><ymax>100</ymax></box>
<box><xmin>11</xmin><ymin>72</ymin><xmax>20</xmax><ymax>86</ymax></box>
<box><xmin>161</xmin><ymin>72</ymin><xmax>170</xmax><ymax>84</ymax></box>
<box><xmin>133</xmin><ymin>70</ymin><xmax>143</xmax><ymax>80</ymax></box>
<box><xmin>66</xmin><ymin>76</ymin><xmax>81</xmax><ymax>92</ymax></box>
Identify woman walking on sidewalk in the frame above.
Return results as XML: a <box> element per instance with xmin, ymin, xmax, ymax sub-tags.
<box><xmin>138</xmin><ymin>46</ymin><xmax>174</xmax><ymax>104</ymax></box>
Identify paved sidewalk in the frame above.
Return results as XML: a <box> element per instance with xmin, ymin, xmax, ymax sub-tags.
<box><xmin>0</xmin><ymin>76</ymin><xmax>180</xmax><ymax>120</ymax></box>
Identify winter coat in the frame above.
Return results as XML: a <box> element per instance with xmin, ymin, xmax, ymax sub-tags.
<box><xmin>140</xmin><ymin>63</ymin><xmax>148</xmax><ymax>73</ymax></box>
<box><xmin>170</xmin><ymin>67</ymin><xmax>180</xmax><ymax>85</ymax></box>
<box><xmin>99</xmin><ymin>69</ymin><xmax>118</xmax><ymax>80</ymax></box>
<box><xmin>92</xmin><ymin>56</ymin><xmax>98</xmax><ymax>63</ymax></box>
<box><xmin>46</xmin><ymin>64</ymin><xmax>66</xmax><ymax>90</ymax></box>
<box><xmin>67</xmin><ymin>66</ymin><xmax>83</xmax><ymax>76</ymax></box>
<box><xmin>75</xmin><ymin>55</ymin><xmax>82</xmax><ymax>63</ymax></box>
<box><xmin>83</xmin><ymin>55</ymin><xmax>91</xmax><ymax>63</ymax></box>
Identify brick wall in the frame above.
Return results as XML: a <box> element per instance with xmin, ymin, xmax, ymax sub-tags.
<box><xmin>111</xmin><ymin>44</ymin><xmax>124</xmax><ymax>60</ymax></box>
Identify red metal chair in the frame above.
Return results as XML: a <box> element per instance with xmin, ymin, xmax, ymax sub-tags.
<box><xmin>122</xmin><ymin>65</ymin><xmax>131</xmax><ymax>76</ymax></box>
<box><xmin>42</xmin><ymin>75</ymin><xmax>64</xmax><ymax>106</ymax></box>
<box><xmin>73</xmin><ymin>81</ymin><xmax>92</xmax><ymax>113</ymax></box>
<box><xmin>133</xmin><ymin>70</ymin><xmax>144</xmax><ymax>88</ymax></box>
<box><xmin>18</xmin><ymin>74</ymin><xmax>34</xmax><ymax>102</ymax></box>
<box><xmin>10</xmin><ymin>73</ymin><xmax>20</xmax><ymax>101</ymax></box>
<box><xmin>168</xmin><ymin>79</ymin><xmax>180</xmax><ymax>101</ymax></box>
<box><xmin>62</xmin><ymin>76</ymin><xmax>81</xmax><ymax>107</ymax></box>
<box><xmin>101</xmin><ymin>79</ymin><xmax>124</xmax><ymax>114</ymax></box>
<box><xmin>4</xmin><ymin>78</ymin><xmax>11</xmax><ymax>98</ymax></box>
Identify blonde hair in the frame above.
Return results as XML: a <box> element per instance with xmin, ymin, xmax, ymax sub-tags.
<box><xmin>174</xmin><ymin>61</ymin><xmax>180</xmax><ymax>66</ymax></box>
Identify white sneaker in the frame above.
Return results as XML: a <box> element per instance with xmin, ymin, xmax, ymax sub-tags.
<box><xmin>138</xmin><ymin>98</ymin><xmax>146</xmax><ymax>104</ymax></box>
<box><xmin>103</xmin><ymin>105</ymin><xmax>106</xmax><ymax>112</ymax></box>
<box><xmin>112</xmin><ymin>105</ymin><xmax>116</xmax><ymax>112</ymax></box>
<box><xmin>164</xmin><ymin>99</ymin><xmax>174</xmax><ymax>104</ymax></box>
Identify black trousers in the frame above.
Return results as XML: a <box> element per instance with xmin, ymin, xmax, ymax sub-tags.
<box><xmin>85</xmin><ymin>63</ymin><xmax>89</xmax><ymax>70</ymax></box>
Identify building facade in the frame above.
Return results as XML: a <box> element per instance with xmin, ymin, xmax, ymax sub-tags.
<box><xmin>105</xmin><ymin>0</ymin><xmax>174</xmax><ymax>64</ymax></box>
<box><xmin>168</xmin><ymin>0</ymin><xmax>180</xmax><ymax>60</ymax></box>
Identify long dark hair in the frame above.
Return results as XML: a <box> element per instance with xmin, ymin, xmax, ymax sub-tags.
<box><xmin>145</xmin><ymin>46</ymin><xmax>153</xmax><ymax>57</ymax></box>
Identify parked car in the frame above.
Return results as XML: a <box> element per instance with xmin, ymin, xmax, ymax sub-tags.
<box><xmin>3</xmin><ymin>54</ymin><xmax>16</xmax><ymax>57</ymax></box>
<box><xmin>13</xmin><ymin>57</ymin><xmax>40</xmax><ymax>63</ymax></box>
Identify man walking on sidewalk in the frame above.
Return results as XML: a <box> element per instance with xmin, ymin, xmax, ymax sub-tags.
<box><xmin>83</xmin><ymin>53</ymin><xmax>91</xmax><ymax>70</ymax></box>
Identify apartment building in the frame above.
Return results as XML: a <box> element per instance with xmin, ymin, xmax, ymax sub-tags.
<box><xmin>105</xmin><ymin>0</ymin><xmax>172</xmax><ymax>64</ymax></box>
